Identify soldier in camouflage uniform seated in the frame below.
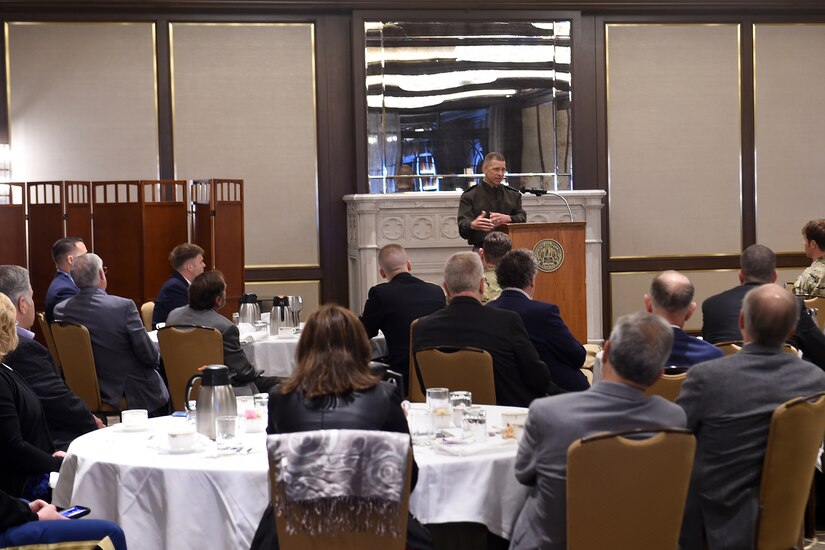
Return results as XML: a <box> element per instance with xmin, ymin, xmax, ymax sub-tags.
<box><xmin>794</xmin><ymin>219</ymin><xmax>825</xmax><ymax>298</ymax></box>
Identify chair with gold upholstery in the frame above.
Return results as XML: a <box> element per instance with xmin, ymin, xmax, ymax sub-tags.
<box><xmin>804</xmin><ymin>296</ymin><xmax>825</xmax><ymax>331</ymax></box>
<box><xmin>266</xmin><ymin>430</ymin><xmax>412</xmax><ymax>550</ymax></box>
<box><xmin>413</xmin><ymin>347</ymin><xmax>496</xmax><ymax>405</ymax></box>
<box><xmin>50</xmin><ymin>321</ymin><xmax>123</xmax><ymax>416</ymax></box>
<box><xmin>36</xmin><ymin>312</ymin><xmax>62</xmax><ymax>377</ymax></box>
<box><xmin>157</xmin><ymin>325</ymin><xmax>223</xmax><ymax>411</ymax></box>
<box><xmin>754</xmin><ymin>392</ymin><xmax>825</xmax><ymax>550</ymax></box>
<box><xmin>140</xmin><ymin>302</ymin><xmax>155</xmax><ymax>331</ymax></box>
<box><xmin>567</xmin><ymin>428</ymin><xmax>696</xmax><ymax>550</ymax></box>
<box><xmin>715</xmin><ymin>341</ymin><xmax>743</xmax><ymax>356</ymax></box>
<box><xmin>644</xmin><ymin>367</ymin><xmax>688</xmax><ymax>402</ymax></box>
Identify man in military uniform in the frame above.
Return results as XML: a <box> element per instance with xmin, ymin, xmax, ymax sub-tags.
<box><xmin>457</xmin><ymin>152</ymin><xmax>526</xmax><ymax>249</ymax></box>
<box><xmin>793</xmin><ymin>219</ymin><xmax>825</xmax><ymax>298</ymax></box>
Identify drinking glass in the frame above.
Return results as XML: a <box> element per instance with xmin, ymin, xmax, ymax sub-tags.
<box><xmin>450</xmin><ymin>391</ymin><xmax>472</xmax><ymax>428</ymax></box>
<box><xmin>215</xmin><ymin>416</ymin><xmax>241</xmax><ymax>451</ymax></box>
<box><xmin>462</xmin><ymin>407</ymin><xmax>487</xmax><ymax>441</ymax></box>
<box><xmin>408</xmin><ymin>408</ymin><xmax>436</xmax><ymax>445</ymax></box>
<box><xmin>426</xmin><ymin>387</ymin><xmax>451</xmax><ymax>429</ymax></box>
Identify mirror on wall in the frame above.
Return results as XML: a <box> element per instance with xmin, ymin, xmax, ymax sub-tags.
<box><xmin>365</xmin><ymin>20</ymin><xmax>572</xmax><ymax>194</ymax></box>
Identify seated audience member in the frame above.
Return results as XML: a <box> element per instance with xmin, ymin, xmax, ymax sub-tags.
<box><xmin>412</xmin><ymin>251</ymin><xmax>556</xmax><ymax>407</ymax></box>
<box><xmin>702</xmin><ymin>244</ymin><xmax>825</xmax><ymax>368</ymax></box>
<box><xmin>0</xmin><ymin>489</ymin><xmax>127</xmax><ymax>549</ymax></box>
<box><xmin>250</xmin><ymin>305</ymin><xmax>433</xmax><ymax>550</ymax></box>
<box><xmin>488</xmin><ymin>250</ymin><xmax>589</xmax><ymax>391</ymax></box>
<box><xmin>644</xmin><ymin>270</ymin><xmax>723</xmax><ymax>366</ymax></box>
<box><xmin>479</xmin><ymin>231</ymin><xmax>512</xmax><ymax>304</ymax></box>
<box><xmin>166</xmin><ymin>270</ymin><xmax>279</xmax><ymax>394</ymax></box>
<box><xmin>152</xmin><ymin>243</ymin><xmax>205</xmax><ymax>329</ymax></box>
<box><xmin>0</xmin><ymin>293</ymin><xmax>64</xmax><ymax>498</ymax></box>
<box><xmin>360</xmin><ymin>244</ymin><xmax>445</xmax><ymax>391</ymax></box>
<box><xmin>54</xmin><ymin>253</ymin><xmax>169</xmax><ymax>416</ymax></box>
<box><xmin>793</xmin><ymin>218</ymin><xmax>825</xmax><ymax>298</ymax></box>
<box><xmin>0</xmin><ymin>265</ymin><xmax>102</xmax><ymax>450</ymax></box>
<box><xmin>510</xmin><ymin>311</ymin><xmax>686</xmax><ymax>549</ymax></box>
<box><xmin>44</xmin><ymin>237</ymin><xmax>86</xmax><ymax>322</ymax></box>
<box><xmin>677</xmin><ymin>284</ymin><xmax>825</xmax><ymax>549</ymax></box>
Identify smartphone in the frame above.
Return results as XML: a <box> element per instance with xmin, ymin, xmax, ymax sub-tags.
<box><xmin>59</xmin><ymin>505</ymin><xmax>91</xmax><ymax>519</ymax></box>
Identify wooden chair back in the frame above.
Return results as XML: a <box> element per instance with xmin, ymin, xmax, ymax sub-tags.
<box><xmin>413</xmin><ymin>346</ymin><xmax>496</xmax><ymax>405</ymax></box>
<box><xmin>715</xmin><ymin>341</ymin><xmax>742</xmax><ymax>356</ymax></box>
<box><xmin>755</xmin><ymin>392</ymin><xmax>825</xmax><ymax>550</ymax></box>
<box><xmin>157</xmin><ymin>325</ymin><xmax>223</xmax><ymax>411</ymax></box>
<box><xmin>37</xmin><ymin>312</ymin><xmax>62</xmax><ymax>376</ymax></box>
<box><xmin>140</xmin><ymin>302</ymin><xmax>155</xmax><ymax>331</ymax></box>
<box><xmin>51</xmin><ymin>321</ymin><xmax>119</xmax><ymax>414</ymax></box>
<box><xmin>267</xmin><ymin>431</ymin><xmax>411</xmax><ymax>550</ymax></box>
<box><xmin>644</xmin><ymin>367</ymin><xmax>688</xmax><ymax>402</ymax></box>
<box><xmin>567</xmin><ymin>428</ymin><xmax>696</xmax><ymax>550</ymax></box>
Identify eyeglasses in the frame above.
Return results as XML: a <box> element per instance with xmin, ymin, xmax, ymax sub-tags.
<box><xmin>102</xmin><ymin>266</ymin><xmax>108</xmax><ymax>274</ymax></box>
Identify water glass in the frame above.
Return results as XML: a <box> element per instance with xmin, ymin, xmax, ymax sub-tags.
<box><xmin>408</xmin><ymin>408</ymin><xmax>436</xmax><ymax>445</ymax></box>
<box><xmin>236</xmin><ymin>396</ymin><xmax>255</xmax><ymax>416</ymax></box>
<box><xmin>426</xmin><ymin>387</ymin><xmax>451</xmax><ymax>429</ymax></box>
<box><xmin>462</xmin><ymin>407</ymin><xmax>487</xmax><ymax>441</ymax></box>
<box><xmin>215</xmin><ymin>416</ymin><xmax>241</xmax><ymax>451</ymax></box>
<box><xmin>449</xmin><ymin>391</ymin><xmax>472</xmax><ymax>427</ymax></box>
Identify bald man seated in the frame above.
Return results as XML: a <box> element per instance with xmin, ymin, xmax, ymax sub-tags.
<box><xmin>644</xmin><ymin>270</ymin><xmax>723</xmax><ymax>367</ymax></box>
<box><xmin>360</xmin><ymin>244</ymin><xmax>445</xmax><ymax>392</ymax></box>
<box><xmin>678</xmin><ymin>284</ymin><xmax>825</xmax><ymax>549</ymax></box>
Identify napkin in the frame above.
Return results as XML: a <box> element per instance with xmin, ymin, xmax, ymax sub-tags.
<box><xmin>432</xmin><ymin>437</ymin><xmax>517</xmax><ymax>457</ymax></box>
<box><xmin>240</xmin><ymin>330</ymin><xmax>269</xmax><ymax>344</ymax></box>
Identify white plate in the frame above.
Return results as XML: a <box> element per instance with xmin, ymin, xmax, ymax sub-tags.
<box><xmin>116</xmin><ymin>423</ymin><xmax>152</xmax><ymax>433</ymax></box>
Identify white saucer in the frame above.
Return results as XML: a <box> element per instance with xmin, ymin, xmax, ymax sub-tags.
<box><xmin>116</xmin><ymin>424</ymin><xmax>151</xmax><ymax>433</ymax></box>
<box><xmin>147</xmin><ymin>433</ymin><xmax>210</xmax><ymax>455</ymax></box>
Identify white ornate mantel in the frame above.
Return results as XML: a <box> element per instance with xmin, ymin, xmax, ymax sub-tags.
<box><xmin>344</xmin><ymin>190</ymin><xmax>607</xmax><ymax>343</ymax></box>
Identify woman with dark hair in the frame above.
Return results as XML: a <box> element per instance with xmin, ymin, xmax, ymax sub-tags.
<box><xmin>251</xmin><ymin>304</ymin><xmax>433</xmax><ymax>550</ymax></box>
<box><xmin>0</xmin><ymin>293</ymin><xmax>63</xmax><ymax>499</ymax></box>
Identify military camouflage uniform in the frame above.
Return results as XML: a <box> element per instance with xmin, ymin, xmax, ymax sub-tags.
<box><xmin>482</xmin><ymin>266</ymin><xmax>502</xmax><ymax>304</ymax></box>
<box><xmin>794</xmin><ymin>257</ymin><xmax>825</xmax><ymax>297</ymax></box>
<box><xmin>457</xmin><ymin>180</ymin><xmax>526</xmax><ymax>248</ymax></box>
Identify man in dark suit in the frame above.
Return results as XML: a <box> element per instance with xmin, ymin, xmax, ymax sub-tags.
<box><xmin>702</xmin><ymin>244</ymin><xmax>825</xmax><ymax>368</ymax></box>
<box><xmin>54</xmin><ymin>253</ymin><xmax>169</xmax><ymax>415</ymax></box>
<box><xmin>510</xmin><ymin>311</ymin><xmax>687</xmax><ymax>550</ymax></box>
<box><xmin>644</xmin><ymin>270</ymin><xmax>723</xmax><ymax>366</ymax></box>
<box><xmin>151</xmin><ymin>243</ymin><xmax>205</xmax><ymax>329</ymax></box>
<box><xmin>411</xmin><ymin>251</ymin><xmax>555</xmax><ymax>407</ymax></box>
<box><xmin>44</xmin><ymin>237</ymin><xmax>86</xmax><ymax>322</ymax></box>
<box><xmin>678</xmin><ymin>284</ymin><xmax>825</xmax><ymax>549</ymax></box>
<box><xmin>166</xmin><ymin>270</ymin><xmax>279</xmax><ymax>395</ymax></box>
<box><xmin>488</xmin><ymin>249</ymin><xmax>589</xmax><ymax>391</ymax></box>
<box><xmin>360</xmin><ymin>244</ymin><xmax>445</xmax><ymax>392</ymax></box>
<box><xmin>0</xmin><ymin>265</ymin><xmax>102</xmax><ymax>450</ymax></box>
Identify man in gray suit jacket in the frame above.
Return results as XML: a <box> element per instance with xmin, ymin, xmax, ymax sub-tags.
<box><xmin>166</xmin><ymin>270</ymin><xmax>279</xmax><ymax>395</ymax></box>
<box><xmin>678</xmin><ymin>284</ymin><xmax>825</xmax><ymax>550</ymax></box>
<box><xmin>510</xmin><ymin>312</ymin><xmax>687</xmax><ymax>550</ymax></box>
<box><xmin>53</xmin><ymin>253</ymin><xmax>169</xmax><ymax>415</ymax></box>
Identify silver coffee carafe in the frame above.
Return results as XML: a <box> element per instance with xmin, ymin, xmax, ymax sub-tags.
<box><xmin>184</xmin><ymin>365</ymin><xmax>237</xmax><ymax>439</ymax></box>
<box><xmin>270</xmin><ymin>296</ymin><xmax>292</xmax><ymax>335</ymax></box>
<box><xmin>238</xmin><ymin>293</ymin><xmax>261</xmax><ymax>325</ymax></box>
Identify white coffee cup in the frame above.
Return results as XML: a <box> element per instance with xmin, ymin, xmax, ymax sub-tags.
<box><xmin>167</xmin><ymin>427</ymin><xmax>197</xmax><ymax>452</ymax></box>
<box><xmin>121</xmin><ymin>409</ymin><xmax>148</xmax><ymax>431</ymax></box>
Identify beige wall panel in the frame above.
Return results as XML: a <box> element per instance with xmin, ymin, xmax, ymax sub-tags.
<box><xmin>7</xmin><ymin>23</ymin><xmax>159</xmax><ymax>180</ymax></box>
<box><xmin>754</xmin><ymin>25</ymin><xmax>825</xmax><ymax>254</ymax></box>
<box><xmin>245</xmin><ymin>281</ymin><xmax>320</xmax><ymax>322</ymax></box>
<box><xmin>171</xmin><ymin>24</ymin><xmax>318</xmax><ymax>267</ymax></box>
<box><xmin>778</xmin><ymin>267</ymin><xmax>806</xmax><ymax>292</ymax></box>
<box><xmin>611</xmin><ymin>270</ymin><xmax>740</xmax><ymax>333</ymax></box>
<box><xmin>607</xmin><ymin>25</ymin><xmax>741</xmax><ymax>258</ymax></box>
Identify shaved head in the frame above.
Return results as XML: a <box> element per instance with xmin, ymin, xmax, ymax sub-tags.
<box><xmin>378</xmin><ymin>244</ymin><xmax>410</xmax><ymax>279</ymax></box>
<box><xmin>742</xmin><ymin>284</ymin><xmax>799</xmax><ymax>347</ymax></box>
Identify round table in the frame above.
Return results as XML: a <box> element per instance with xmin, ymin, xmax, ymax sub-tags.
<box><xmin>54</xmin><ymin>406</ymin><xmax>527</xmax><ymax>550</ymax></box>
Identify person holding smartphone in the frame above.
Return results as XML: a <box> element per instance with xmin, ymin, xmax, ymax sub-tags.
<box><xmin>0</xmin><ymin>489</ymin><xmax>127</xmax><ymax>549</ymax></box>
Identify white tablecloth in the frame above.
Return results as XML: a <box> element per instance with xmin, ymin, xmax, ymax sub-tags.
<box><xmin>54</xmin><ymin>405</ymin><xmax>526</xmax><ymax>550</ymax></box>
<box><xmin>241</xmin><ymin>330</ymin><xmax>388</xmax><ymax>378</ymax></box>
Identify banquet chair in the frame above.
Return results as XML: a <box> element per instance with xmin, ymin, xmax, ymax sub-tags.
<box><xmin>413</xmin><ymin>346</ymin><xmax>496</xmax><ymax>405</ymax></box>
<box><xmin>804</xmin><ymin>297</ymin><xmax>825</xmax><ymax>331</ymax></box>
<box><xmin>567</xmin><ymin>428</ymin><xmax>695</xmax><ymax>550</ymax></box>
<box><xmin>140</xmin><ymin>301</ymin><xmax>154</xmax><ymax>331</ymax></box>
<box><xmin>157</xmin><ymin>325</ymin><xmax>223</xmax><ymax>411</ymax></box>
<box><xmin>644</xmin><ymin>367</ymin><xmax>689</xmax><ymax>402</ymax></box>
<box><xmin>36</xmin><ymin>312</ymin><xmax>62</xmax><ymax>377</ymax></box>
<box><xmin>50</xmin><ymin>321</ymin><xmax>123</xmax><ymax>417</ymax></box>
<box><xmin>715</xmin><ymin>341</ymin><xmax>743</xmax><ymax>355</ymax></box>
<box><xmin>754</xmin><ymin>392</ymin><xmax>825</xmax><ymax>550</ymax></box>
<box><xmin>266</xmin><ymin>430</ymin><xmax>412</xmax><ymax>550</ymax></box>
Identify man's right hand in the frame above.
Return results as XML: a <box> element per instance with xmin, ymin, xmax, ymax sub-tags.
<box><xmin>470</xmin><ymin>211</ymin><xmax>495</xmax><ymax>232</ymax></box>
<box><xmin>31</xmin><ymin>502</ymin><xmax>67</xmax><ymax>521</ymax></box>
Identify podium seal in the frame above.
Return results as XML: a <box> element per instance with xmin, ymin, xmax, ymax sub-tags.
<box><xmin>533</xmin><ymin>239</ymin><xmax>564</xmax><ymax>273</ymax></box>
